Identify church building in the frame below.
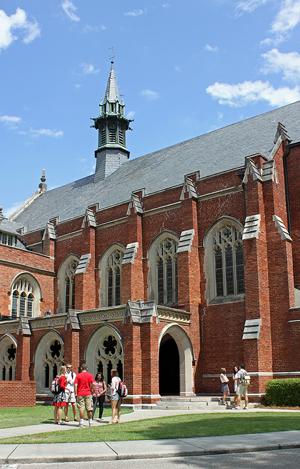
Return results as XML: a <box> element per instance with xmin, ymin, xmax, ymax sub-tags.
<box><xmin>0</xmin><ymin>62</ymin><xmax>300</xmax><ymax>406</ymax></box>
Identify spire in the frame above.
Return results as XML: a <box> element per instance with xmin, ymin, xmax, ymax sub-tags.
<box><xmin>92</xmin><ymin>61</ymin><xmax>133</xmax><ymax>182</ymax></box>
<box><xmin>104</xmin><ymin>61</ymin><xmax>120</xmax><ymax>103</ymax></box>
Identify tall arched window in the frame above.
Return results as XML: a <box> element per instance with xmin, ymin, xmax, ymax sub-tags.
<box><xmin>57</xmin><ymin>256</ymin><xmax>79</xmax><ymax>313</ymax></box>
<box><xmin>107</xmin><ymin>249</ymin><xmax>122</xmax><ymax>306</ymax></box>
<box><xmin>0</xmin><ymin>336</ymin><xmax>17</xmax><ymax>381</ymax></box>
<box><xmin>10</xmin><ymin>275</ymin><xmax>41</xmax><ymax>318</ymax></box>
<box><xmin>148</xmin><ymin>234</ymin><xmax>178</xmax><ymax>306</ymax></box>
<box><xmin>204</xmin><ymin>219</ymin><xmax>244</xmax><ymax>302</ymax></box>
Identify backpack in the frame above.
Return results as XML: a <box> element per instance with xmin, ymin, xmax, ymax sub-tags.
<box><xmin>51</xmin><ymin>376</ymin><xmax>61</xmax><ymax>395</ymax></box>
<box><xmin>239</xmin><ymin>371</ymin><xmax>251</xmax><ymax>386</ymax></box>
<box><xmin>117</xmin><ymin>380</ymin><xmax>128</xmax><ymax>398</ymax></box>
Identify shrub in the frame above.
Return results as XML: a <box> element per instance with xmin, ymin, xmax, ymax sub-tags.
<box><xmin>265</xmin><ymin>379</ymin><xmax>300</xmax><ymax>406</ymax></box>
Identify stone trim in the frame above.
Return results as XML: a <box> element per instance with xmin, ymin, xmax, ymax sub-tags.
<box><xmin>57</xmin><ymin>230</ymin><xmax>83</xmax><ymax>241</ymax></box>
<box><xmin>96</xmin><ymin>217</ymin><xmax>128</xmax><ymax>230</ymax></box>
<box><xmin>30</xmin><ymin>314</ymin><xmax>67</xmax><ymax>330</ymax></box>
<box><xmin>42</xmin><ymin>222</ymin><xmax>56</xmax><ymax>241</ymax></box>
<box><xmin>273</xmin><ymin>215</ymin><xmax>292</xmax><ymax>241</ymax></box>
<box><xmin>127</xmin><ymin>193</ymin><xmax>144</xmax><ymax>215</ymax></box>
<box><xmin>242</xmin><ymin>159</ymin><xmax>262</xmax><ymax>184</ymax></box>
<box><xmin>0</xmin><ymin>259</ymin><xmax>55</xmax><ymax>277</ymax></box>
<box><xmin>177</xmin><ymin>229</ymin><xmax>195</xmax><ymax>253</ymax></box>
<box><xmin>180</xmin><ymin>176</ymin><xmax>198</xmax><ymax>200</ymax></box>
<box><xmin>78</xmin><ymin>306</ymin><xmax>127</xmax><ymax>324</ymax></box>
<box><xmin>66</xmin><ymin>310</ymin><xmax>80</xmax><ymax>330</ymax></box>
<box><xmin>242</xmin><ymin>214</ymin><xmax>261</xmax><ymax>240</ymax></box>
<box><xmin>75</xmin><ymin>254</ymin><xmax>91</xmax><ymax>274</ymax></box>
<box><xmin>242</xmin><ymin>318</ymin><xmax>261</xmax><ymax>340</ymax></box>
<box><xmin>199</xmin><ymin>185</ymin><xmax>243</xmax><ymax>201</ymax></box>
<box><xmin>0</xmin><ymin>320</ymin><xmax>19</xmax><ymax>334</ymax></box>
<box><xmin>122</xmin><ymin>242</ymin><xmax>139</xmax><ymax>265</ymax></box>
<box><xmin>157</xmin><ymin>305</ymin><xmax>190</xmax><ymax>324</ymax></box>
<box><xmin>262</xmin><ymin>160</ymin><xmax>278</xmax><ymax>183</ymax></box>
<box><xmin>82</xmin><ymin>209</ymin><xmax>96</xmax><ymax>228</ymax></box>
<box><xmin>144</xmin><ymin>202</ymin><xmax>182</xmax><ymax>217</ymax></box>
<box><xmin>126</xmin><ymin>300</ymin><xmax>157</xmax><ymax>323</ymax></box>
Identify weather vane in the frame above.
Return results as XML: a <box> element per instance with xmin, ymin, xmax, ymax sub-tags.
<box><xmin>109</xmin><ymin>46</ymin><xmax>116</xmax><ymax>64</ymax></box>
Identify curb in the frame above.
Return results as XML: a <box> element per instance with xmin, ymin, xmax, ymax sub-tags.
<box><xmin>2</xmin><ymin>441</ymin><xmax>300</xmax><ymax>464</ymax></box>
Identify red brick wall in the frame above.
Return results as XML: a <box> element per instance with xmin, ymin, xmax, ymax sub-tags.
<box><xmin>0</xmin><ymin>381</ymin><xmax>36</xmax><ymax>407</ymax></box>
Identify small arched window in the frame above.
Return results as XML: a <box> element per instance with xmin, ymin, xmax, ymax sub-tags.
<box><xmin>204</xmin><ymin>220</ymin><xmax>244</xmax><ymax>303</ymax></box>
<box><xmin>10</xmin><ymin>275</ymin><xmax>41</xmax><ymax>318</ymax></box>
<box><xmin>64</xmin><ymin>259</ymin><xmax>78</xmax><ymax>312</ymax></box>
<box><xmin>148</xmin><ymin>234</ymin><xmax>178</xmax><ymax>306</ymax></box>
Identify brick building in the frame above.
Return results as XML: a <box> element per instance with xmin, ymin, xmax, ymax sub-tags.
<box><xmin>1</xmin><ymin>62</ymin><xmax>300</xmax><ymax>406</ymax></box>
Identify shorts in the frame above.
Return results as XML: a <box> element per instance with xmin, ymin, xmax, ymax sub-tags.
<box><xmin>77</xmin><ymin>395</ymin><xmax>93</xmax><ymax>412</ymax></box>
<box><xmin>221</xmin><ymin>383</ymin><xmax>230</xmax><ymax>393</ymax></box>
<box><xmin>65</xmin><ymin>389</ymin><xmax>76</xmax><ymax>404</ymax></box>
<box><xmin>236</xmin><ymin>384</ymin><xmax>248</xmax><ymax>397</ymax></box>
<box><xmin>111</xmin><ymin>393</ymin><xmax>120</xmax><ymax>401</ymax></box>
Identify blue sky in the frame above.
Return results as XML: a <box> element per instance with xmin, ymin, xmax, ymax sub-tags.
<box><xmin>1</xmin><ymin>0</ymin><xmax>300</xmax><ymax>215</ymax></box>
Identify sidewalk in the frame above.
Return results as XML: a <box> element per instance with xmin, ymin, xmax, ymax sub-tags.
<box><xmin>1</xmin><ymin>408</ymin><xmax>300</xmax><ymax>463</ymax></box>
<box><xmin>1</xmin><ymin>430</ymin><xmax>300</xmax><ymax>464</ymax></box>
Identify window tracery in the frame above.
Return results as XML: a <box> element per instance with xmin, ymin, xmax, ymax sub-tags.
<box><xmin>156</xmin><ymin>237</ymin><xmax>178</xmax><ymax>305</ymax></box>
<box><xmin>106</xmin><ymin>249</ymin><xmax>122</xmax><ymax>307</ymax></box>
<box><xmin>11</xmin><ymin>276</ymin><xmax>40</xmax><ymax>318</ymax></box>
<box><xmin>0</xmin><ymin>338</ymin><xmax>16</xmax><ymax>381</ymax></box>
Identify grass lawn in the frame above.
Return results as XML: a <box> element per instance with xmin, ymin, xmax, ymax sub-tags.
<box><xmin>1</xmin><ymin>412</ymin><xmax>300</xmax><ymax>444</ymax></box>
<box><xmin>0</xmin><ymin>405</ymin><xmax>131</xmax><ymax>429</ymax></box>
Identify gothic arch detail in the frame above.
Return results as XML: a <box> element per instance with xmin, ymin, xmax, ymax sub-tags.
<box><xmin>99</xmin><ymin>245</ymin><xmax>125</xmax><ymax>307</ymax></box>
<box><xmin>204</xmin><ymin>217</ymin><xmax>244</xmax><ymax>303</ymax></box>
<box><xmin>85</xmin><ymin>325</ymin><xmax>123</xmax><ymax>384</ymax></box>
<box><xmin>0</xmin><ymin>335</ymin><xmax>17</xmax><ymax>381</ymax></box>
<box><xmin>148</xmin><ymin>232</ymin><xmax>179</xmax><ymax>305</ymax></box>
<box><xmin>34</xmin><ymin>331</ymin><xmax>64</xmax><ymax>394</ymax></box>
<box><xmin>10</xmin><ymin>273</ymin><xmax>42</xmax><ymax>319</ymax></box>
<box><xmin>57</xmin><ymin>255</ymin><xmax>79</xmax><ymax>313</ymax></box>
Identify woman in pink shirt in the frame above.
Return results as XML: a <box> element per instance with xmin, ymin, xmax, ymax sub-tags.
<box><xmin>92</xmin><ymin>372</ymin><xmax>107</xmax><ymax>420</ymax></box>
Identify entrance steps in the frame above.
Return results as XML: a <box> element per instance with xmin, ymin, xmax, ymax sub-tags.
<box><xmin>36</xmin><ymin>393</ymin><xmax>52</xmax><ymax>405</ymax></box>
<box><xmin>156</xmin><ymin>395</ymin><xmax>232</xmax><ymax>410</ymax></box>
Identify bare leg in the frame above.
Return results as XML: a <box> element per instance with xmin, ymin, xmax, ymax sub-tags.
<box><xmin>116</xmin><ymin>399</ymin><xmax>121</xmax><ymax>422</ymax></box>
<box><xmin>111</xmin><ymin>400</ymin><xmax>117</xmax><ymax>423</ymax></box>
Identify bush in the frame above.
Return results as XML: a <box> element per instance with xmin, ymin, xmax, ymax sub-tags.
<box><xmin>265</xmin><ymin>378</ymin><xmax>300</xmax><ymax>406</ymax></box>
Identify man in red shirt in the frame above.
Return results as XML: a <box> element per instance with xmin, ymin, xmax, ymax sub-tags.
<box><xmin>74</xmin><ymin>363</ymin><xmax>94</xmax><ymax>427</ymax></box>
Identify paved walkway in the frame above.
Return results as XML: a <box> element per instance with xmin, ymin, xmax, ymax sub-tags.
<box><xmin>0</xmin><ymin>408</ymin><xmax>300</xmax><ymax>463</ymax></box>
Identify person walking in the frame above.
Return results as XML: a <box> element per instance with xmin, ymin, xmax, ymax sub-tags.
<box><xmin>92</xmin><ymin>372</ymin><xmax>107</xmax><ymax>421</ymax></box>
<box><xmin>53</xmin><ymin>365</ymin><xmax>67</xmax><ymax>425</ymax></box>
<box><xmin>64</xmin><ymin>363</ymin><xmax>77</xmax><ymax>422</ymax></box>
<box><xmin>235</xmin><ymin>363</ymin><xmax>250</xmax><ymax>409</ymax></box>
<box><xmin>219</xmin><ymin>368</ymin><xmax>230</xmax><ymax>405</ymax></box>
<box><xmin>74</xmin><ymin>363</ymin><xmax>94</xmax><ymax>427</ymax></box>
<box><xmin>109</xmin><ymin>369</ymin><xmax>121</xmax><ymax>424</ymax></box>
<box><xmin>232</xmin><ymin>365</ymin><xmax>239</xmax><ymax>408</ymax></box>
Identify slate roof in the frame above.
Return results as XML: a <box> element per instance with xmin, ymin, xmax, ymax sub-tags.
<box><xmin>13</xmin><ymin>101</ymin><xmax>300</xmax><ymax>233</ymax></box>
<box><xmin>0</xmin><ymin>219</ymin><xmax>23</xmax><ymax>235</ymax></box>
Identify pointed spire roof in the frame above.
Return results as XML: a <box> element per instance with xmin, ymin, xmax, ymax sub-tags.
<box><xmin>104</xmin><ymin>61</ymin><xmax>120</xmax><ymax>103</ymax></box>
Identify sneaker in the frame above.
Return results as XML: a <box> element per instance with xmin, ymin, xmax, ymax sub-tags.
<box><xmin>243</xmin><ymin>406</ymin><xmax>248</xmax><ymax>410</ymax></box>
<box><xmin>88</xmin><ymin>419</ymin><xmax>93</xmax><ymax>427</ymax></box>
<box><xmin>64</xmin><ymin>417</ymin><xmax>69</xmax><ymax>422</ymax></box>
<box><xmin>78</xmin><ymin>420</ymin><xmax>84</xmax><ymax>427</ymax></box>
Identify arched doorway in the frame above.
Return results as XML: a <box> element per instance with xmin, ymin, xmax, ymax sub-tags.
<box><xmin>158</xmin><ymin>324</ymin><xmax>194</xmax><ymax>397</ymax></box>
<box><xmin>159</xmin><ymin>334</ymin><xmax>179</xmax><ymax>395</ymax></box>
<box><xmin>85</xmin><ymin>325</ymin><xmax>124</xmax><ymax>385</ymax></box>
<box><xmin>34</xmin><ymin>331</ymin><xmax>64</xmax><ymax>394</ymax></box>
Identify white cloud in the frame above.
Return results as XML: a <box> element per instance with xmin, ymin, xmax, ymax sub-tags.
<box><xmin>262</xmin><ymin>48</ymin><xmax>300</xmax><ymax>81</ymax></box>
<box><xmin>271</xmin><ymin>0</ymin><xmax>300</xmax><ymax>34</ymax></box>
<box><xmin>29</xmin><ymin>128</ymin><xmax>64</xmax><ymax>138</ymax></box>
<box><xmin>174</xmin><ymin>65</ymin><xmax>181</xmax><ymax>72</ymax></box>
<box><xmin>141</xmin><ymin>89</ymin><xmax>159</xmax><ymax>100</ymax></box>
<box><xmin>124</xmin><ymin>9</ymin><xmax>146</xmax><ymax>17</ymax></box>
<box><xmin>0</xmin><ymin>8</ymin><xmax>40</xmax><ymax>50</ymax></box>
<box><xmin>83</xmin><ymin>24</ymin><xmax>106</xmax><ymax>32</ymax></box>
<box><xmin>81</xmin><ymin>62</ymin><xmax>100</xmax><ymax>75</ymax></box>
<box><xmin>206</xmin><ymin>80</ymin><xmax>300</xmax><ymax>107</ymax></box>
<box><xmin>0</xmin><ymin>115</ymin><xmax>22</xmax><ymax>125</ymax></box>
<box><xmin>62</xmin><ymin>0</ymin><xmax>80</xmax><ymax>22</ymax></box>
<box><xmin>127</xmin><ymin>110</ymin><xmax>136</xmax><ymax>120</ymax></box>
<box><xmin>236</xmin><ymin>0</ymin><xmax>271</xmax><ymax>13</ymax></box>
<box><xmin>5</xmin><ymin>201</ymin><xmax>24</xmax><ymax>218</ymax></box>
<box><xmin>204</xmin><ymin>43</ymin><xmax>219</xmax><ymax>53</ymax></box>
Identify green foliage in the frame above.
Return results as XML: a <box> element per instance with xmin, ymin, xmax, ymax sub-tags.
<box><xmin>265</xmin><ymin>379</ymin><xmax>300</xmax><ymax>406</ymax></box>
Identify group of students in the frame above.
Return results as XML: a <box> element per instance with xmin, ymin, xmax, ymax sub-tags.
<box><xmin>52</xmin><ymin>362</ymin><xmax>122</xmax><ymax>426</ymax></box>
<box><xmin>219</xmin><ymin>364</ymin><xmax>251</xmax><ymax>409</ymax></box>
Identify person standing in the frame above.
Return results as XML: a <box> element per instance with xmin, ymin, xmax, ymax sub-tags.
<box><xmin>53</xmin><ymin>365</ymin><xmax>67</xmax><ymax>425</ymax></box>
<box><xmin>92</xmin><ymin>372</ymin><xmax>107</xmax><ymax>420</ymax></box>
<box><xmin>64</xmin><ymin>363</ymin><xmax>77</xmax><ymax>422</ymax></box>
<box><xmin>232</xmin><ymin>365</ymin><xmax>239</xmax><ymax>408</ymax></box>
<box><xmin>219</xmin><ymin>368</ymin><xmax>230</xmax><ymax>405</ymax></box>
<box><xmin>109</xmin><ymin>369</ymin><xmax>121</xmax><ymax>424</ymax></box>
<box><xmin>74</xmin><ymin>363</ymin><xmax>94</xmax><ymax>427</ymax></box>
<box><xmin>235</xmin><ymin>363</ymin><xmax>250</xmax><ymax>410</ymax></box>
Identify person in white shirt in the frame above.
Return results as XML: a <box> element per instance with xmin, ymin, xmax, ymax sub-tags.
<box><xmin>109</xmin><ymin>369</ymin><xmax>121</xmax><ymax>424</ymax></box>
<box><xmin>234</xmin><ymin>364</ymin><xmax>249</xmax><ymax>410</ymax></box>
<box><xmin>220</xmin><ymin>367</ymin><xmax>230</xmax><ymax>405</ymax></box>
<box><xmin>64</xmin><ymin>364</ymin><xmax>77</xmax><ymax>422</ymax></box>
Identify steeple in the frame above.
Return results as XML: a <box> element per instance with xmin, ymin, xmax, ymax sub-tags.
<box><xmin>92</xmin><ymin>61</ymin><xmax>132</xmax><ymax>182</ymax></box>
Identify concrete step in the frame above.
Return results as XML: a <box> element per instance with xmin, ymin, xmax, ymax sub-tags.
<box><xmin>156</xmin><ymin>395</ymin><xmax>231</xmax><ymax>410</ymax></box>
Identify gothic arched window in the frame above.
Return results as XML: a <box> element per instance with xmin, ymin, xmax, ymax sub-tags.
<box><xmin>107</xmin><ymin>249</ymin><xmax>122</xmax><ymax>306</ymax></box>
<box><xmin>10</xmin><ymin>275</ymin><xmax>41</xmax><ymax>318</ymax></box>
<box><xmin>0</xmin><ymin>336</ymin><xmax>17</xmax><ymax>381</ymax></box>
<box><xmin>58</xmin><ymin>256</ymin><xmax>79</xmax><ymax>313</ymax></box>
<box><xmin>204</xmin><ymin>220</ymin><xmax>244</xmax><ymax>302</ymax></box>
<box><xmin>148</xmin><ymin>234</ymin><xmax>178</xmax><ymax>306</ymax></box>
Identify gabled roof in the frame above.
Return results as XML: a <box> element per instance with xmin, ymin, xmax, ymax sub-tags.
<box><xmin>13</xmin><ymin>101</ymin><xmax>300</xmax><ymax>233</ymax></box>
<box><xmin>0</xmin><ymin>219</ymin><xmax>23</xmax><ymax>236</ymax></box>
